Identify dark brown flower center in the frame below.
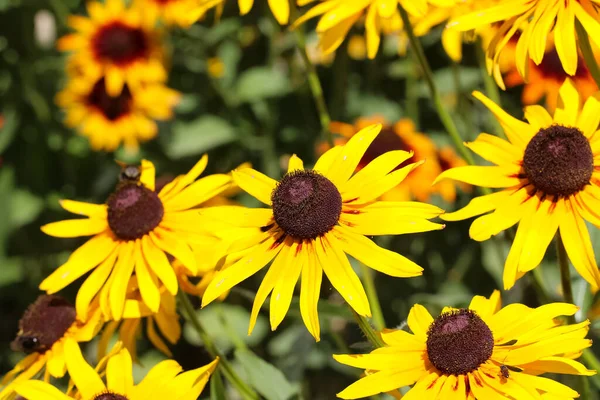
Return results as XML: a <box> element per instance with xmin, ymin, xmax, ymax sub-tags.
<box><xmin>272</xmin><ymin>170</ymin><xmax>342</xmax><ymax>239</ymax></box>
<box><xmin>95</xmin><ymin>393</ymin><xmax>128</xmax><ymax>400</ymax></box>
<box><xmin>359</xmin><ymin>126</ymin><xmax>412</xmax><ymax>169</ymax></box>
<box><xmin>92</xmin><ymin>22</ymin><xmax>148</xmax><ymax>66</ymax></box>
<box><xmin>87</xmin><ymin>78</ymin><xmax>132</xmax><ymax>121</ymax></box>
<box><xmin>107</xmin><ymin>183</ymin><xmax>164</xmax><ymax>240</ymax></box>
<box><xmin>523</xmin><ymin>125</ymin><xmax>593</xmax><ymax>197</ymax></box>
<box><xmin>11</xmin><ymin>295</ymin><xmax>76</xmax><ymax>354</ymax></box>
<box><xmin>426</xmin><ymin>309</ymin><xmax>494</xmax><ymax>375</ymax></box>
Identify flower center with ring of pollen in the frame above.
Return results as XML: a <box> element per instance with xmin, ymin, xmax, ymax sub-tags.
<box><xmin>92</xmin><ymin>22</ymin><xmax>148</xmax><ymax>66</ymax></box>
<box><xmin>11</xmin><ymin>295</ymin><xmax>76</xmax><ymax>354</ymax></box>
<box><xmin>107</xmin><ymin>183</ymin><xmax>164</xmax><ymax>240</ymax></box>
<box><xmin>426</xmin><ymin>309</ymin><xmax>494</xmax><ymax>375</ymax></box>
<box><xmin>523</xmin><ymin>125</ymin><xmax>593</xmax><ymax>197</ymax></box>
<box><xmin>271</xmin><ymin>170</ymin><xmax>342</xmax><ymax>239</ymax></box>
<box><xmin>95</xmin><ymin>393</ymin><xmax>128</xmax><ymax>400</ymax></box>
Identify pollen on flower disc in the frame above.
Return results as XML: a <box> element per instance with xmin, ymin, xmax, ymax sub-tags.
<box><xmin>87</xmin><ymin>78</ymin><xmax>132</xmax><ymax>121</ymax></box>
<box><xmin>95</xmin><ymin>393</ymin><xmax>129</xmax><ymax>400</ymax></box>
<box><xmin>107</xmin><ymin>183</ymin><xmax>164</xmax><ymax>240</ymax></box>
<box><xmin>426</xmin><ymin>309</ymin><xmax>494</xmax><ymax>375</ymax></box>
<box><xmin>11</xmin><ymin>295</ymin><xmax>76</xmax><ymax>354</ymax></box>
<box><xmin>92</xmin><ymin>21</ymin><xmax>148</xmax><ymax>66</ymax></box>
<box><xmin>523</xmin><ymin>125</ymin><xmax>593</xmax><ymax>197</ymax></box>
<box><xmin>272</xmin><ymin>170</ymin><xmax>342</xmax><ymax>239</ymax></box>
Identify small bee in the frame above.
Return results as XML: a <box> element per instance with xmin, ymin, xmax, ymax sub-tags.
<box><xmin>116</xmin><ymin>161</ymin><xmax>142</xmax><ymax>183</ymax></box>
<box><xmin>499</xmin><ymin>364</ymin><xmax>510</xmax><ymax>379</ymax></box>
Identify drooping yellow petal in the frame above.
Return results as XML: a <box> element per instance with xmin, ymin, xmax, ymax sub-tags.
<box><xmin>64</xmin><ymin>338</ymin><xmax>106</xmax><ymax>398</ymax></box>
<box><xmin>202</xmin><ymin>234</ymin><xmax>283</xmax><ymax>306</ymax></box>
<box><xmin>299</xmin><ymin>241</ymin><xmax>322</xmax><ymax>341</ymax></box>
<box><xmin>270</xmin><ymin>238</ymin><xmax>304</xmax><ymax>330</ymax></box>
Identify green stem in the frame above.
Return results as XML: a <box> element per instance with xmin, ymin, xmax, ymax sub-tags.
<box><xmin>177</xmin><ymin>292</ymin><xmax>259</xmax><ymax>400</ymax></box>
<box><xmin>530</xmin><ymin>266</ymin><xmax>552</xmax><ymax>305</ymax></box>
<box><xmin>398</xmin><ymin>4</ymin><xmax>475</xmax><ymax>165</ymax></box>
<box><xmin>582</xmin><ymin>349</ymin><xmax>600</xmax><ymax>391</ymax></box>
<box><xmin>291</xmin><ymin>7</ymin><xmax>333</xmax><ymax>147</ymax></box>
<box><xmin>360</xmin><ymin>263</ymin><xmax>385</xmax><ymax>331</ymax></box>
<box><xmin>351</xmin><ymin>310</ymin><xmax>385</xmax><ymax>348</ymax></box>
<box><xmin>576</xmin><ymin>20</ymin><xmax>600</xmax><ymax>89</ymax></box>
<box><xmin>405</xmin><ymin>50</ymin><xmax>420</xmax><ymax>127</ymax></box>
<box><xmin>476</xmin><ymin>38</ymin><xmax>506</xmax><ymax>140</ymax></box>
<box><xmin>556</xmin><ymin>232</ymin><xmax>575</xmax><ymax>316</ymax></box>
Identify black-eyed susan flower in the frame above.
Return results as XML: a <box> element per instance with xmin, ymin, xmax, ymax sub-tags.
<box><xmin>335</xmin><ymin>291</ymin><xmax>595</xmax><ymax>399</ymax></box>
<box><xmin>326</xmin><ymin>116</ymin><xmax>468</xmax><ymax>203</ymax></box>
<box><xmin>58</xmin><ymin>0</ymin><xmax>167</xmax><ymax>96</ymax></box>
<box><xmin>98</xmin><ymin>280</ymin><xmax>181</xmax><ymax>360</ymax></box>
<box><xmin>293</xmin><ymin>0</ymin><xmax>455</xmax><ymax>58</ymax></box>
<box><xmin>201</xmin><ymin>124</ymin><xmax>445</xmax><ymax>341</ymax></box>
<box><xmin>134</xmin><ymin>0</ymin><xmax>214</xmax><ymax>27</ymax></box>
<box><xmin>505</xmin><ymin>45</ymin><xmax>598</xmax><ymax>112</ymax></box>
<box><xmin>14</xmin><ymin>338</ymin><xmax>218</xmax><ymax>400</ymax></box>
<box><xmin>56</xmin><ymin>76</ymin><xmax>180</xmax><ymax>152</ymax></box>
<box><xmin>449</xmin><ymin>0</ymin><xmax>600</xmax><ymax>88</ymax></box>
<box><xmin>0</xmin><ymin>295</ymin><xmax>103</xmax><ymax>399</ymax></box>
<box><xmin>436</xmin><ymin>79</ymin><xmax>600</xmax><ymax>291</ymax></box>
<box><xmin>40</xmin><ymin>157</ymin><xmax>232</xmax><ymax>321</ymax></box>
<box><xmin>412</xmin><ymin>0</ymin><xmax>500</xmax><ymax>62</ymax></box>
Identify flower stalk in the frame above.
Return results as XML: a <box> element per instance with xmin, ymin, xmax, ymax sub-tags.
<box><xmin>398</xmin><ymin>4</ymin><xmax>475</xmax><ymax>165</ymax></box>
<box><xmin>177</xmin><ymin>291</ymin><xmax>259</xmax><ymax>400</ymax></box>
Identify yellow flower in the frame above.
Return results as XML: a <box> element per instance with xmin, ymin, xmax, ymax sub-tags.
<box><xmin>412</xmin><ymin>0</ymin><xmax>501</xmax><ymax>62</ymax></box>
<box><xmin>134</xmin><ymin>0</ymin><xmax>214</xmax><ymax>27</ymax></box>
<box><xmin>505</xmin><ymin>44</ymin><xmax>598</xmax><ymax>112</ymax></box>
<box><xmin>293</xmin><ymin>0</ymin><xmax>455</xmax><ymax>58</ymax></box>
<box><xmin>14</xmin><ymin>338</ymin><xmax>218</xmax><ymax>400</ymax></box>
<box><xmin>449</xmin><ymin>0</ymin><xmax>600</xmax><ymax>89</ymax></box>
<box><xmin>327</xmin><ymin>116</ymin><xmax>468</xmax><ymax>202</ymax></box>
<box><xmin>201</xmin><ymin>124</ymin><xmax>445</xmax><ymax>341</ymax></box>
<box><xmin>56</xmin><ymin>76</ymin><xmax>180</xmax><ymax>152</ymax></box>
<box><xmin>198</xmin><ymin>0</ymin><xmax>291</xmax><ymax>25</ymax></box>
<box><xmin>335</xmin><ymin>291</ymin><xmax>595</xmax><ymax>399</ymax></box>
<box><xmin>436</xmin><ymin>79</ymin><xmax>600</xmax><ymax>290</ymax></box>
<box><xmin>98</xmin><ymin>280</ymin><xmax>181</xmax><ymax>360</ymax></box>
<box><xmin>58</xmin><ymin>0</ymin><xmax>167</xmax><ymax>97</ymax></box>
<box><xmin>39</xmin><ymin>157</ymin><xmax>232</xmax><ymax>321</ymax></box>
<box><xmin>0</xmin><ymin>295</ymin><xmax>103</xmax><ymax>400</ymax></box>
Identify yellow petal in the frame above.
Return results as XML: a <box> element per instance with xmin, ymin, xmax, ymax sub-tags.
<box><xmin>270</xmin><ymin>238</ymin><xmax>303</xmax><ymax>330</ymax></box>
<box><xmin>106</xmin><ymin>349</ymin><xmax>133</xmax><ymax>395</ymax></box>
<box><xmin>41</xmin><ymin>218</ymin><xmax>108</xmax><ymax>238</ymax></box>
<box><xmin>299</xmin><ymin>241</ymin><xmax>322</xmax><ymax>341</ymax></box>
<box><xmin>64</xmin><ymin>338</ymin><xmax>105</xmax><ymax>398</ymax></box>
<box><xmin>287</xmin><ymin>154</ymin><xmax>304</xmax><ymax>173</ymax></box>
<box><xmin>232</xmin><ymin>168</ymin><xmax>277</xmax><ymax>206</ymax></box>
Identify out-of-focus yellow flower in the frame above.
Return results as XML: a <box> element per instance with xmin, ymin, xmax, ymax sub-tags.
<box><xmin>207</xmin><ymin>57</ymin><xmax>225</xmax><ymax>78</ymax></box>
<box><xmin>135</xmin><ymin>0</ymin><xmax>214</xmax><ymax>27</ymax></box>
<box><xmin>413</xmin><ymin>0</ymin><xmax>501</xmax><ymax>62</ymax></box>
<box><xmin>449</xmin><ymin>0</ymin><xmax>600</xmax><ymax>89</ymax></box>
<box><xmin>325</xmin><ymin>116</ymin><xmax>469</xmax><ymax>203</ymax></box>
<box><xmin>293</xmin><ymin>0</ymin><xmax>456</xmax><ymax>59</ymax></box>
<box><xmin>56</xmin><ymin>75</ymin><xmax>180</xmax><ymax>152</ymax></box>
<box><xmin>505</xmin><ymin>43</ymin><xmax>598</xmax><ymax>111</ymax></box>
<box><xmin>58</xmin><ymin>0</ymin><xmax>167</xmax><ymax>96</ymax></box>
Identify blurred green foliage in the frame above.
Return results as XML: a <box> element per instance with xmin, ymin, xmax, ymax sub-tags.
<box><xmin>0</xmin><ymin>1</ymin><xmax>599</xmax><ymax>399</ymax></box>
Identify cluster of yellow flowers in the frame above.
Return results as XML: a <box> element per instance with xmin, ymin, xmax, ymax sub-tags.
<box><xmin>3</xmin><ymin>0</ymin><xmax>600</xmax><ymax>399</ymax></box>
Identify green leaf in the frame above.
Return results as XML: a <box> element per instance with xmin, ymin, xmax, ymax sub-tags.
<box><xmin>234</xmin><ymin>349</ymin><xmax>297</xmax><ymax>400</ymax></box>
<box><xmin>209</xmin><ymin>368</ymin><xmax>227</xmax><ymax>400</ymax></box>
<box><xmin>236</xmin><ymin>67</ymin><xmax>290</xmax><ymax>103</ymax></box>
<box><xmin>10</xmin><ymin>189</ymin><xmax>43</xmax><ymax>229</ymax></box>
<box><xmin>166</xmin><ymin>116</ymin><xmax>237</xmax><ymax>159</ymax></box>
<box><xmin>183</xmin><ymin>303</ymin><xmax>268</xmax><ymax>353</ymax></box>
<box><xmin>0</xmin><ymin>258</ymin><xmax>23</xmax><ymax>287</ymax></box>
<box><xmin>0</xmin><ymin>108</ymin><xmax>18</xmax><ymax>153</ymax></box>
